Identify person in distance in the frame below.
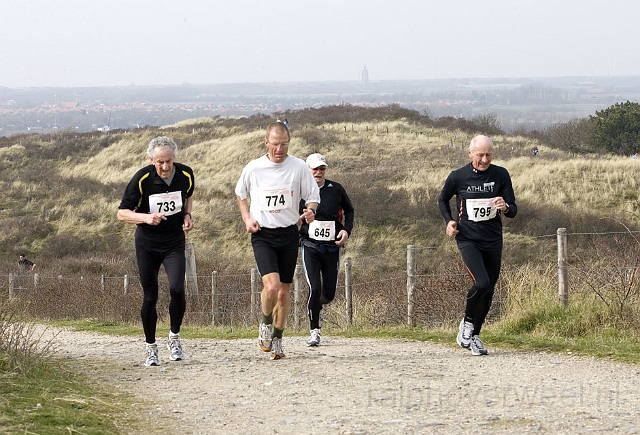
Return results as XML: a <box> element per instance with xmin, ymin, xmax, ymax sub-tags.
<box><xmin>18</xmin><ymin>254</ymin><xmax>36</xmax><ymax>271</ymax></box>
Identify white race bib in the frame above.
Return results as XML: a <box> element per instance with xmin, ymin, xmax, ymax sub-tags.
<box><xmin>309</xmin><ymin>220</ymin><xmax>336</xmax><ymax>241</ymax></box>
<box><xmin>256</xmin><ymin>187</ymin><xmax>292</xmax><ymax>212</ymax></box>
<box><xmin>148</xmin><ymin>191</ymin><xmax>183</xmax><ymax>216</ymax></box>
<box><xmin>466</xmin><ymin>198</ymin><xmax>497</xmax><ymax>222</ymax></box>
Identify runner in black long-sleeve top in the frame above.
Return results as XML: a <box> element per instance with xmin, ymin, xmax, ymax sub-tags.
<box><xmin>438</xmin><ymin>135</ymin><xmax>517</xmax><ymax>356</ymax></box>
<box><xmin>299</xmin><ymin>153</ymin><xmax>355</xmax><ymax>347</ymax></box>
<box><xmin>118</xmin><ymin>136</ymin><xmax>195</xmax><ymax>366</ymax></box>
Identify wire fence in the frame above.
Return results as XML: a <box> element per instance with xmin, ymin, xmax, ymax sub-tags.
<box><xmin>3</xmin><ymin>229</ymin><xmax>640</xmax><ymax>329</ymax></box>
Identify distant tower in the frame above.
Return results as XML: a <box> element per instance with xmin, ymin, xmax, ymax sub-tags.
<box><xmin>361</xmin><ymin>65</ymin><xmax>369</xmax><ymax>83</ymax></box>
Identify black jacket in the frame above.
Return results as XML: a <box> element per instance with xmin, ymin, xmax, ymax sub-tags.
<box><xmin>119</xmin><ymin>162</ymin><xmax>195</xmax><ymax>237</ymax></box>
<box><xmin>299</xmin><ymin>179</ymin><xmax>355</xmax><ymax>245</ymax></box>
<box><xmin>438</xmin><ymin>163</ymin><xmax>517</xmax><ymax>250</ymax></box>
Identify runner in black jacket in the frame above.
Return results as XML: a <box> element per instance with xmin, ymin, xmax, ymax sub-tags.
<box><xmin>438</xmin><ymin>135</ymin><xmax>517</xmax><ymax>356</ymax></box>
<box><xmin>299</xmin><ymin>153</ymin><xmax>355</xmax><ymax>347</ymax></box>
<box><xmin>118</xmin><ymin>136</ymin><xmax>195</xmax><ymax>366</ymax></box>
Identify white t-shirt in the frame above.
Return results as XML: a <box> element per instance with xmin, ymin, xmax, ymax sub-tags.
<box><xmin>235</xmin><ymin>154</ymin><xmax>320</xmax><ymax>228</ymax></box>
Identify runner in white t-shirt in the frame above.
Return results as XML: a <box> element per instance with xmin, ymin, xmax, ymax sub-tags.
<box><xmin>235</xmin><ymin>121</ymin><xmax>320</xmax><ymax>360</ymax></box>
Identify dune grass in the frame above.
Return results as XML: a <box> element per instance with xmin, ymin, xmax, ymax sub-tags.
<box><xmin>0</xmin><ymin>298</ymin><xmax>143</xmax><ymax>435</ymax></box>
<box><xmin>0</xmin><ymin>357</ymin><xmax>142</xmax><ymax>435</ymax></box>
<box><xmin>3</xmin><ymin>110</ymin><xmax>640</xmax><ymax>432</ymax></box>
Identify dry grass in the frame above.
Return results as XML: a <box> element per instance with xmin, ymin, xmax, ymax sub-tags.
<box><xmin>3</xmin><ymin>114</ymin><xmax>639</xmax><ymax>271</ymax></box>
<box><xmin>4</xmin><ymin>108</ymin><xmax>640</xmax><ymax>435</ymax></box>
<box><xmin>2</xmin><ymin>110</ymin><xmax>640</xmax><ymax>331</ymax></box>
<box><xmin>509</xmin><ymin>156</ymin><xmax>640</xmax><ymax>214</ymax></box>
<box><xmin>0</xmin><ymin>297</ymin><xmax>57</xmax><ymax>374</ymax></box>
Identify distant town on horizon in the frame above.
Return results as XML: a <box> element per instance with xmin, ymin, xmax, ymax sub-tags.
<box><xmin>1</xmin><ymin>74</ymin><xmax>639</xmax><ymax>136</ymax></box>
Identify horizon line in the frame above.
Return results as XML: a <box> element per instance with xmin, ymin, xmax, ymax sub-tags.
<box><xmin>3</xmin><ymin>74</ymin><xmax>640</xmax><ymax>90</ymax></box>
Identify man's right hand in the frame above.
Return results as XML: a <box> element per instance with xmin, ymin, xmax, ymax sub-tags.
<box><xmin>244</xmin><ymin>217</ymin><xmax>261</xmax><ymax>233</ymax></box>
<box><xmin>446</xmin><ymin>220</ymin><xmax>459</xmax><ymax>237</ymax></box>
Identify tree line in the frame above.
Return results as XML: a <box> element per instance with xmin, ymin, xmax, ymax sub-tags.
<box><xmin>542</xmin><ymin>100</ymin><xmax>640</xmax><ymax>155</ymax></box>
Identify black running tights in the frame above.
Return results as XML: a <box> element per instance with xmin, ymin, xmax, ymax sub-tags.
<box><xmin>136</xmin><ymin>237</ymin><xmax>186</xmax><ymax>344</ymax></box>
<box><xmin>458</xmin><ymin>244</ymin><xmax>502</xmax><ymax>336</ymax></box>
<box><xmin>301</xmin><ymin>244</ymin><xmax>341</xmax><ymax>330</ymax></box>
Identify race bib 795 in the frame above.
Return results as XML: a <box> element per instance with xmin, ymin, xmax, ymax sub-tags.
<box><xmin>466</xmin><ymin>198</ymin><xmax>497</xmax><ymax>222</ymax></box>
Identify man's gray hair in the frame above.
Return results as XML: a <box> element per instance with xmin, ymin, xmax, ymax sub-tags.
<box><xmin>147</xmin><ymin>136</ymin><xmax>178</xmax><ymax>158</ymax></box>
<box><xmin>469</xmin><ymin>135</ymin><xmax>493</xmax><ymax>151</ymax></box>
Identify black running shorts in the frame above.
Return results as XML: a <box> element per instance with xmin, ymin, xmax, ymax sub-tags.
<box><xmin>251</xmin><ymin>225</ymin><xmax>299</xmax><ymax>283</ymax></box>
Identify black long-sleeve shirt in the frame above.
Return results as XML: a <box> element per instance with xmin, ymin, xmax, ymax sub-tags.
<box><xmin>119</xmin><ymin>162</ymin><xmax>195</xmax><ymax>240</ymax></box>
<box><xmin>438</xmin><ymin>163</ymin><xmax>517</xmax><ymax>250</ymax></box>
<box><xmin>299</xmin><ymin>179</ymin><xmax>355</xmax><ymax>245</ymax></box>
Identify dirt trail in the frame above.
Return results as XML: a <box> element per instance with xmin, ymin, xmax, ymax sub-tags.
<box><xmin>46</xmin><ymin>328</ymin><xmax>640</xmax><ymax>434</ymax></box>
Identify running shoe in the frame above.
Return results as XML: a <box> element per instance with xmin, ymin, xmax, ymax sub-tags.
<box><xmin>259</xmin><ymin>323</ymin><xmax>273</xmax><ymax>352</ymax></box>
<box><xmin>470</xmin><ymin>335</ymin><xmax>489</xmax><ymax>356</ymax></box>
<box><xmin>167</xmin><ymin>333</ymin><xmax>185</xmax><ymax>361</ymax></box>
<box><xmin>456</xmin><ymin>318</ymin><xmax>474</xmax><ymax>349</ymax></box>
<box><xmin>144</xmin><ymin>343</ymin><xmax>159</xmax><ymax>367</ymax></box>
<box><xmin>271</xmin><ymin>337</ymin><xmax>285</xmax><ymax>360</ymax></box>
<box><xmin>306</xmin><ymin>328</ymin><xmax>321</xmax><ymax>347</ymax></box>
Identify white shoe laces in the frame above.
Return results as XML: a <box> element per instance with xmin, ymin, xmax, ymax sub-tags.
<box><xmin>260</xmin><ymin>324</ymin><xmax>273</xmax><ymax>341</ymax></box>
<box><xmin>472</xmin><ymin>336</ymin><xmax>486</xmax><ymax>351</ymax></box>
<box><xmin>463</xmin><ymin>322</ymin><xmax>474</xmax><ymax>340</ymax></box>
<box><xmin>272</xmin><ymin>338</ymin><xmax>283</xmax><ymax>355</ymax></box>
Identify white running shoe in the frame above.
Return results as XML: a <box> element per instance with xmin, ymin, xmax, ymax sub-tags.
<box><xmin>259</xmin><ymin>323</ymin><xmax>273</xmax><ymax>352</ymax></box>
<box><xmin>145</xmin><ymin>343</ymin><xmax>159</xmax><ymax>367</ymax></box>
<box><xmin>167</xmin><ymin>333</ymin><xmax>185</xmax><ymax>361</ymax></box>
<box><xmin>456</xmin><ymin>319</ymin><xmax>474</xmax><ymax>349</ymax></box>
<box><xmin>307</xmin><ymin>328</ymin><xmax>321</xmax><ymax>347</ymax></box>
<box><xmin>271</xmin><ymin>337</ymin><xmax>285</xmax><ymax>360</ymax></box>
<box><xmin>470</xmin><ymin>335</ymin><xmax>489</xmax><ymax>356</ymax></box>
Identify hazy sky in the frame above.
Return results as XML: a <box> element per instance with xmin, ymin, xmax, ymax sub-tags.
<box><xmin>1</xmin><ymin>0</ymin><xmax>639</xmax><ymax>88</ymax></box>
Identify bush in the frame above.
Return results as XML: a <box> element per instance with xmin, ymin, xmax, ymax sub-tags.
<box><xmin>0</xmin><ymin>297</ymin><xmax>56</xmax><ymax>374</ymax></box>
<box><xmin>591</xmin><ymin>101</ymin><xmax>640</xmax><ymax>155</ymax></box>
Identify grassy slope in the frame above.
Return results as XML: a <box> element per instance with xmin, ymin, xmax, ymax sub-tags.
<box><xmin>3</xmin><ymin>116</ymin><xmax>639</xmax><ymax>275</ymax></box>
<box><xmin>3</xmin><ymin>111</ymin><xmax>640</xmax><ymax>432</ymax></box>
<box><xmin>0</xmin><ymin>358</ymin><xmax>142</xmax><ymax>434</ymax></box>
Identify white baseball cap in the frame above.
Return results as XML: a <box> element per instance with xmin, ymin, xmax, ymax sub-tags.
<box><xmin>306</xmin><ymin>153</ymin><xmax>327</xmax><ymax>168</ymax></box>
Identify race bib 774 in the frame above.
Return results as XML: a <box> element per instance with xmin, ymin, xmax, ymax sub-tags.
<box><xmin>256</xmin><ymin>187</ymin><xmax>292</xmax><ymax>212</ymax></box>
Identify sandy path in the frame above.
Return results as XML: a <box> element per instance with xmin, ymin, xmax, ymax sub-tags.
<box><xmin>46</xmin><ymin>328</ymin><xmax>640</xmax><ymax>434</ymax></box>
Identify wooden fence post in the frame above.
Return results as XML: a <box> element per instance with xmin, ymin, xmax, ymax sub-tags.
<box><xmin>557</xmin><ymin>228</ymin><xmax>569</xmax><ymax>307</ymax></box>
<box><xmin>211</xmin><ymin>271</ymin><xmax>218</xmax><ymax>326</ymax></box>
<box><xmin>124</xmin><ymin>274</ymin><xmax>129</xmax><ymax>295</ymax></box>
<box><xmin>100</xmin><ymin>274</ymin><xmax>106</xmax><ymax>292</ymax></box>
<box><xmin>9</xmin><ymin>273</ymin><xmax>14</xmax><ymax>297</ymax></box>
<box><xmin>251</xmin><ymin>268</ymin><xmax>259</xmax><ymax>320</ymax></box>
<box><xmin>185</xmin><ymin>242</ymin><xmax>199</xmax><ymax>299</ymax></box>
<box><xmin>407</xmin><ymin>245</ymin><xmax>416</xmax><ymax>326</ymax></box>
<box><xmin>293</xmin><ymin>264</ymin><xmax>302</xmax><ymax>331</ymax></box>
<box><xmin>344</xmin><ymin>257</ymin><xmax>353</xmax><ymax>326</ymax></box>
